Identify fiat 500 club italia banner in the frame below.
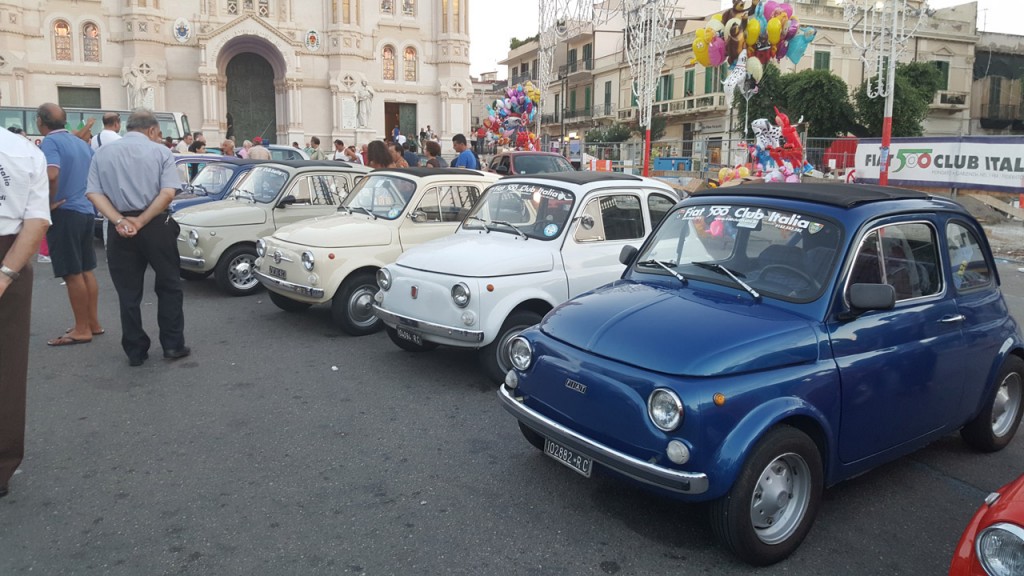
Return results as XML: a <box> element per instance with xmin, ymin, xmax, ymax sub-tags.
<box><xmin>855</xmin><ymin>137</ymin><xmax>1024</xmax><ymax>191</ymax></box>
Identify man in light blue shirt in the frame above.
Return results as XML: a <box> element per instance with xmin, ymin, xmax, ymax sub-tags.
<box><xmin>451</xmin><ymin>133</ymin><xmax>478</xmax><ymax>170</ymax></box>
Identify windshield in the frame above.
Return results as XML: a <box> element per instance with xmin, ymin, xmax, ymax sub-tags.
<box><xmin>462</xmin><ymin>182</ymin><xmax>576</xmax><ymax>240</ymax></box>
<box><xmin>340</xmin><ymin>174</ymin><xmax>417</xmax><ymax>220</ymax></box>
<box><xmin>513</xmin><ymin>155</ymin><xmax>574</xmax><ymax>174</ymax></box>
<box><xmin>189</xmin><ymin>163</ymin><xmax>235</xmax><ymax>197</ymax></box>
<box><xmin>230</xmin><ymin>166</ymin><xmax>288</xmax><ymax>203</ymax></box>
<box><xmin>637</xmin><ymin>203</ymin><xmax>841</xmax><ymax>302</ymax></box>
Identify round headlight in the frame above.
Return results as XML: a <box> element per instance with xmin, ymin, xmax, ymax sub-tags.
<box><xmin>301</xmin><ymin>251</ymin><xmax>315</xmax><ymax>272</ymax></box>
<box><xmin>188</xmin><ymin>229</ymin><xmax>200</xmax><ymax>248</ymax></box>
<box><xmin>451</xmin><ymin>282</ymin><xmax>471</xmax><ymax>308</ymax></box>
<box><xmin>978</xmin><ymin>523</ymin><xmax>1024</xmax><ymax>576</ymax></box>
<box><xmin>377</xmin><ymin>268</ymin><xmax>392</xmax><ymax>291</ymax></box>
<box><xmin>509</xmin><ymin>336</ymin><xmax>532</xmax><ymax>371</ymax></box>
<box><xmin>648</xmin><ymin>389</ymin><xmax>684</xmax><ymax>432</ymax></box>
<box><xmin>256</xmin><ymin>239</ymin><xmax>266</xmax><ymax>258</ymax></box>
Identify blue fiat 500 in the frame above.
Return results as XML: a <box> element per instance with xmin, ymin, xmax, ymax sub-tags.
<box><xmin>499</xmin><ymin>184</ymin><xmax>1024</xmax><ymax>566</ymax></box>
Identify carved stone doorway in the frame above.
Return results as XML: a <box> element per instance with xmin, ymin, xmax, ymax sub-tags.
<box><xmin>226</xmin><ymin>53</ymin><xmax>276</xmax><ymax>144</ymax></box>
<box><xmin>384</xmin><ymin>102</ymin><xmax>417</xmax><ymax>143</ymax></box>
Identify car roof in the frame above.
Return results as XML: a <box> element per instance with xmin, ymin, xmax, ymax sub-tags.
<box><xmin>499</xmin><ymin>151</ymin><xmax>565</xmax><ymax>157</ymax></box>
<box><xmin>504</xmin><ymin>172</ymin><xmax>643</xmax><ymax>186</ymax></box>
<box><xmin>691</xmin><ymin>183</ymin><xmax>932</xmax><ymax>208</ymax></box>
<box><xmin>260</xmin><ymin>159</ymin><xmax>365</xmax><ymax>170</ymax></box>
<box><xmin>372</xmin><ymin>167</ymin><xmax>493</xmax><ymax>178</ymax></box>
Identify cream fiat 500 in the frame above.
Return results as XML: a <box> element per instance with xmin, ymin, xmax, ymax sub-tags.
<box><xmin>174</xmin><ymin>160</ymin><xmax>370</xmax><ymax>295</ymax></box>
<box><xmin>372</xmin><ymin>172</ymin><xmax>679</xmax><ymax>382</ymax></box>
<box><xmin>254</xmin><ymin>167</ymin><xmax>500</xmax><ymax>334</ymax></box>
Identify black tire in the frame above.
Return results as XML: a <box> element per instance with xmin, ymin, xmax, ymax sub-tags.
<box><xmin>961</xmin><ymin>356</ymin><xmax>1024</xmax><ymax>452</ymax></box>
<box><xmin>518</xmin><ymin>422</ymin><xmax>545</xmax><ymax>451</ymax></box>
<box><xmin>709</xmin><ymin>426</ymin><xmax>823</xmax><ymax>567</ymax></box>
<box><xmin>214</xmin><ymin>244</ymin><xmax>262</xmax><ymax>296</ymax></box>
<box><xmin>268</xmin><ymin>290</ymin><xmax>312</xmax><ymax>313</ymax></box>
<box><xmin>331</xmin><ymin>272</ymin><xmax>383</xmax><ymax>336</ymax></box>
<box><xmin>386</xmin><ymin>327</ymin><xmax>439</xmax><ymax>352</ymax></box>
<box><xmin>179</xmin><ymin>270</ymin><xmax>209</xmax><ymax>281</ymax></box>
<box><xmin>478</xmin><ymin>310</ymin><xmax>543</xmax><ymax>384</ymax></box>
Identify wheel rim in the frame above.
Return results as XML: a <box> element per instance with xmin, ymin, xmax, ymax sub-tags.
<box><xmin>347</xmin><ymin>284</ymin><xmax>378</xmax><ymax>328</ymax></box>
<box><xmin>228</xmin><ymin>253</ymin><xmax>258</xmax><ymax>290</ymax></box>
<box><xmin>749</xmin><ymin>452</ymin><xmax>812</xmax><ymax>545</ymax></box>
<box><xmin>496</xmin><ymin>324</ymin><xmax>531</xmax><ymax>374</ymax></box>
<box><xmin>992</xmin><ymin>371</ymin><xmax>1022</xmax><ymax>438</ymax></box>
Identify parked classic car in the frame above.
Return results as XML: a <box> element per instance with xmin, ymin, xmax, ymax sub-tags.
<box><xmin>373</xmin><ymin>172</ymin><xmax>679</xmax><ymax>382</ymax></box>
<box><xmin>499</xmin><ymin>183</ymin><xmax>1024</xmax><ymax>566</ymax></box>
<box><xmin>486</xmin><ymin>151</ymin><xmax>575</xmax><ymax>176</ymax></box>
<box><xmin>254</xmin><ymin>167</ymin><xmax>500</xmax><ymax>334</ymax></box>
<box><xmin>950</xmin><ymin>473</ymin><xmax>1024</xmax><ymax>575</ymax></box>
<box><xmin>170</xmin><ymin>158</ymin><xmax>266</xmax><ymax>213</ymax></box>
<box><xmin>174</xmin><ymin>160</ymin><xmax>370</xmax><ymax>294</ymax></box>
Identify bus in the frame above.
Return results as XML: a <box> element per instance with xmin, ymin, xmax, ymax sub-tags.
<box><xmin>0</xmin><ymin>107</ymin><xmax>191</xmax><ymax>142</ymax></box>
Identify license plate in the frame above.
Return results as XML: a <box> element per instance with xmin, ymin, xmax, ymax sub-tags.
<box><xmin>544</xmin><ymin>438</ymin><xmax>592</xmax><ymax>478</ymax></box>
<box><xmin>268</xmin><ymin>265</ymin><xmax>287</xmax><ymax>280</ymax></box>
<box><xmin>395</xmin><ymin>327</ymin><xmax>423</xmax><ymax>346</ymax></box>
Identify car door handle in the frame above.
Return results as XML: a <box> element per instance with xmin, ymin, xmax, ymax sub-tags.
<box><xmin>940</xmin><ymin>314</ymin><xmax>966</xmax><ymax>323</ymax></box>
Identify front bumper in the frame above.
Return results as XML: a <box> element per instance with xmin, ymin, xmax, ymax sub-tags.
<box><xmin>373</xmin><ymin>305</ymin><xmax>484</xmax><ymax>344</ymax></box>
<box><xmin>498</xmin><ymin>385</ymin><xmax>709</xmax><ymax>495</ymax></box>
<box><xmin>255</xmin><ymin>270</ymin><xmax>326</xmax><ymax>299</ymax></box>
<box><xmin>179</xmin><ymin>256</ymin><xmax>206</xmax><ymax>269</ymax></box>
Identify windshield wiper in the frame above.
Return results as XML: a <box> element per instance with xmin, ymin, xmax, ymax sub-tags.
<box><xmin>234</xmin><ymin>191</ymin><xmax>256</xmax><ymax>203</ymax></box>
<box><xmin>693</xmin><ymin>261</ymin><xmax>760</xmax><ymax>300</ymax></box>
<box><xmin>489</xmin><ymin>220</ymin><xmax>528</xmax><ymax>240</ymax></box>
<box><xmin>638</xmin><ymin>259</ymin><xmax>687</xmax><ymax>285</ymax></box>
<box><xmin>344</xmin><ymin>206</ymin><xmax>377</xmax><ymax>220</ymax></box>
<box><xmin>193</xmin><ymin>184</ymin><xmax>209</xmax><ymax>196</ymax></box>
<box><xmin>466</xmin><ymin>215</ymin><xmax>491</xmax><ymax>232</ymax></box>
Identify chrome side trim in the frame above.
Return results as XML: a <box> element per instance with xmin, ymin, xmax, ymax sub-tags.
<box><xmin>373</xmin><ymin>305</ymin><xmax>485</xmax><ymax>344</ymax></box>
<box><xmin>498</xmin><ymin>385</ymin><xmax>709</xmax><ymax>495</ymax></box>
<box><xmin>179</xmin><ymin>256</ymin><xmax>206</xmax><ymax>268</ymax></box>
<box><xmin>254</xmin><ymin>270</ymin><xmax>325</xmax><ymax>298</ymax></box>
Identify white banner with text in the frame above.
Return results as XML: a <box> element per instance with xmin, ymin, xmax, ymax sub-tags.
<box><xmin>855</xmin><ymin>137</ymin><xmax>1024</xmax><ymax>191</ymax></box>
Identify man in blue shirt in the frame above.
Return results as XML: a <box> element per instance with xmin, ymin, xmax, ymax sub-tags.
<box><xmin>37</xmin><ymin>103</ymin><xmax>104</xmax><ymax>346</ymax></box>
<box><xmin>451</xmin><ymin>133</ymin><xmax>478</xmax><ymax>169</ymax></box>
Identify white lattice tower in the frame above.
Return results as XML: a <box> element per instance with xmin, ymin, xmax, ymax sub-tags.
<box><xmin>623</xmin><ymin>0</ymin><xmax>674</xmax><ymax>131</ymax></box>
<box><xmin>844</xmin><ymin>0</ymin><xmax>926</xmax><ymax>99</ymax></box>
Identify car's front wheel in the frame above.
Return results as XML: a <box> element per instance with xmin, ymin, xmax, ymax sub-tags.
<box><xmin>710</xmin><ymin>425</ymin><xmax>823</xmax><ymax>566</ymax></box>
<box><xmin>332</xmin><ymin>272</ymin><xmax>383</xmax><ymax>336</ymax></box>
<box><xmin>268</xmin><ymin>290</ymin><xmax>312</xmax><ymax>313</ymax></box>
<box><xmin>961</xmin><ymin>355</ymin><xmax>1024</xmax><ymax>452</ymax></box>
<box><xmin>386</xmin><ymin>327</ymin><xmax>439</xmax><ymax>352</ymax></box>
<box><xmin>214</xmin><ymin>245</ymin><xmax>262</xmax><ymax>296</ymax></box>
<box><xmin>478</xmin><ymin>310</ymin><xmax>542</xmax><ymax>384</ymax></box>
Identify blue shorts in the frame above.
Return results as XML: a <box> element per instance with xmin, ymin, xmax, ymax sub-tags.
<box><xmin>48</xmin><ymin>209</ymin><xmax>97</xmax><ymax>278</ymax></box>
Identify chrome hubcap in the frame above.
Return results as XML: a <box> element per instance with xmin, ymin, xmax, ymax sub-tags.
<box><xmin>229</xmin><ymin>256</ymin><xmax>257</xmax><ymax>290</ymax></box>
<box><xmin>348</xmin><ymin>286</ymin><xmax>377</xmax><ymax>327</ymax></box>
<box><xmin>750</xmin><ymin>453</ymin><xmax>811</xmax><ymax>545</ymax></box>
<box><xmin>992</xmin><ymin>372</ymin><xmax>1022</xmax><ymax>438</ymax></box>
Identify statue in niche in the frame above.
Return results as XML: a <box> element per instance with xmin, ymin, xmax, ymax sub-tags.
<box><xmin>122</xmin><ymin>67</ymin><xmax>153</xmax><ymax>109</ymax></box>
<box><xmin>355</xmin><ymin>80</ymin><xmax>374</xmax><ymax>128</ymax></box>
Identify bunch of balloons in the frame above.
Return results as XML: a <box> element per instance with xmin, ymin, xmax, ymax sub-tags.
<box><xmin>477</xmin><ymin>81</ymin><xmax>541</xmax><ymax>151</ymax></box>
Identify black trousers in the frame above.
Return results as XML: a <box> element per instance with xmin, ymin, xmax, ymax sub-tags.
<box><xmin>106</xmin><ymin>214</ymin><xmax>185</xmax><ymax>360</ymax></box>
<box><xmin>0</xmin><ymin>235</ymin><xmax>32</xmax><ymax>488</ymax></box>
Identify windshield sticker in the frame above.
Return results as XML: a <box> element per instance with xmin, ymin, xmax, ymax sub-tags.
<box><xmin>388</xmin><ymin>207</ymin><xmax>401</xmax><ymax>219</ymax></box>
<box><xmin>543</xmin><ymin>223</ymin><xmax>559</xmax><ymax>237</ymax></box>
<box><xmin>678</xmin><ymin>206</ymin><xmax>824</xmax><ymax>234</ymax></box>
<box><xmin>491</xmin><ymin>183</ymin><xmax>573</xmax><ymax>202</ymax></box>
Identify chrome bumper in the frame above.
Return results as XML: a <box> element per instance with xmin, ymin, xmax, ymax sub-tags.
<box><xmin>254</xmin><ymin>270</ymin><xmax>325</xmax><ymax>298</ymax></box>
<box><xmin>179</xmin><ymin>256</ymin><xmax>206</xmax><ymax>268</ymax></box>
<box><xmin>498</xmin><ymin>385</ymin><xmax>709</xmax><ymax>495</ymax></box>
<box><xmin>373</xmin><ymin>305</ymin><xmax>484</xmax><ymax>344</ymax></box>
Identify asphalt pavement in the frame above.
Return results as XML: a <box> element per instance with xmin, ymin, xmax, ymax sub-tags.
<box><xmin>1</xmin><ymin>244</ymin><xmax>1021</xmax><ymax>575</ymax></box>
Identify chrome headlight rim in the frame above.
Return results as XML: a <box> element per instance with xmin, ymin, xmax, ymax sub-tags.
<box><xmin>647</xmin><ymin>388</ymin><xmax>684</xmax><ymax>432</ymax></box>
<box><xmin>509</xmin><ymin>336</ymin><xmax>532</xmax><ymax>371</ymax></box>
<box><xmin>377</xmin><ymin>268</ymin><xmax>392</xmax><ymax>291</ymax></box>
<box><xmin>301</xmin><ymin>251</ymin><xmax>315</xmax><ymax>272</ymax></box>
<box><xmin>977</xmin><ymin>522</ymin><xmax>1024</xmax><ymax>576</ymax></box>
<box><xmin>187</xmin><ymin>229</ymin><xmax>200</xmax><ymax>248</ymax></box>
<box><xmin>451</xmin><ymin>282</ymin><xmax>471</xmax><ymax>308</ymax></box>
<box><xmin>256</xmin><ymin>239</ymin><xmax>267</xmax><ymax>258</ymax></box>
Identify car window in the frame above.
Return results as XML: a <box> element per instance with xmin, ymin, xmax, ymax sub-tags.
<box><xmin>288</xmin><ymin>176</ymin><xmax>314</xmax><ymax>204</ymax></box>
<box><xmin>648</xmin><ymin>194</ymin><xmax>676</xmax><ymax>226</ymax></box>
<box><xmin>575</xmin><ymin>194</ymin><xmax>644</xmax><ymax>242</ymax></box>
<box><xmin>849</xmin><ymin>222</ymin><xmax>941</xmax><ymax>301</ymax></box>
<box><xmin>947</xmin><ymin>221</ymin><xmax>993</xmax><ymax>291</ymax></box>
<box><xmin>190</xmin><ymin>164</ymin><xmax>234</xmax><ymax>196</ymax></box>
<box><xmin>341</xmin><ymin>174</ymin><xmax>417</xmax><ymax>219</ymax></box>
<box><xmin>489</xmin><ymin>156</ymin><xmax>501</xmax><ymax>171</ymax></box>
<box><xmin>309</xmin><ymin>175</ymin><xmax>340</xmax><ymax>205</ymax></box>
<box><xmin>514</xmin><ymin>155</ymin><xmax>573</xmax><ymax>174</ymax></box>
<box><xmin>176</xmin><ymin>162</ymin><xmax>191</xmax><ymax>184</ymax></box>
<box><xmin>231</xmin><ymin>166</ymin><xmax>289</xmax><ymax>203</ymax></box>
<box><xmin>324</xmin><ymin>174</ymin><xmax>353</xmax><ymax>204</ymax></box>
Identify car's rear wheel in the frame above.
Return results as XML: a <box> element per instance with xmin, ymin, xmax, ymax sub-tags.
<box><xmin>518</xmin><ymin>422</ymin><xmax>545</xmax><ymax>451</ymax></box>
<box><xmin>268</xmin><ymin>290</ymin><xmax>312</xmax><ymax>313</ymax></box>
<box><xmin>180</xmin><ymin>270</ymin><xmax>209</xmax><ymax>282</ymax></box>
<box><xmin>710</xmin><ymin>425</ymin><xmax>823</xmax><ymax>566</ymax></box>
<box><xmin>386</xmin><ymin>327</ymin><xmax>439</xmax><ymax>352</ymax></box>
<box><xmin>962</xmin><ymin>356</ymin><xmax>1024</xmax><ymax>452</ymax></box>
<box><xmin>214</xmin><ymin>245</ymin><xmax>262</xmax><ymax>296</ymax></box>
<box><xmin>332</xmin><ymin>272</ymin><xmax>383</xmax><ymax>336</ymax></box>
<box><xmin>478</xmin><ymin>310</ymin><xmax>542</xmax><ymax>384</ymax></box>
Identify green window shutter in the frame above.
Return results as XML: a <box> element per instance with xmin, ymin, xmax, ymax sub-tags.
<box><xmin>604</xmin><ymin>81</ymin><xmax>612</xmax><ymax>105</ymax></box>
<box><xmin>584</xmin><ymin>86</ymin><xmax>592</xmax><ymax>111</ymax></box>
<box><xmin>667</xmin><ymin>75</ymin><xmax>674</xmax><ymax>100</ymax></box>
<box><xmin>934</xmin><ymin>61</ymin><xmax>949</xmax><ymax>91</ymax></box>
<box><xmin>718</xmin><ymin>65</ymin><xmax>728</xmax><ymax>92</ymax></box>
<box><xmin>569</xmin><ymin>90</ymin><xmax>576</xmax><ymax>112</ymax></box>
<box><xmin>813</xmin><ymin>51</ymin><xmax>831</xmax><ymax>71</ymax></box>
<box><xmin>631</xmin><ymin>81</ymin><xmax>638</xmax><ymax>107</ymax></box>
<box><xmin>704</xmin><ymin>68</ymin><xmax>713</xmax><ymax>94</ymax></box>
<box><xmin>684</xmin><ymin>69</ymin><xmax>694</xmax><ymax>96</ymax></box>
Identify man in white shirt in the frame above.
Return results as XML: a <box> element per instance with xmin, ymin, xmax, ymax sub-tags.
<box><xmin>175</xmin><ymin>133</ymin><xmax>193</xmax><ymax>154</ymax></box>
<box><xmin>91</xmin><ymin>113</ymin><xmax>122</xmax><ymax>151</ymax></box>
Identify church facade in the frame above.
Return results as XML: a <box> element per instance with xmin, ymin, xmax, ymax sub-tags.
<box><xmin>0</xmin><ymin>0</ymin><xmax>475</xmax><ymax>147</ymax></box>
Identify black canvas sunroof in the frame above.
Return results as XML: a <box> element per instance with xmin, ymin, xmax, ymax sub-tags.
<box><xmin>692</xmin><ymin>183</ymin><xmax>931</xmax><ymax>208</ymax></box>
<box><xmin>504</xmin><ymin>172</ymin><xmax>642</xmax><ymax>185</ymax></box>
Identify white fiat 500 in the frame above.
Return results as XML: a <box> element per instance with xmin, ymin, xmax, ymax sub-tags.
<box><xmin>373</xmin><ymin>172</ymin><xmax>680</xmax><ymax>382</ymax></box>
<box><xmin>254</xmin><ymin>167</ymin><xmax>500</xmax><ymax>335</ymax></box>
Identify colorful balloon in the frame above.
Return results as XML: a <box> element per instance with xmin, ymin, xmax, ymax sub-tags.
<box><xmin>691</xmin><ymin>28</ymin><xmax>712</xmax><ymax>67</ymax></box>
<box><xmin>747</xmin><ymin>57</ymin><xmax>764</xmax><ymax>82</ymax></box>
<box><xmin>786</xmin><ymin>26</ymin><xmax>816</xmax><ymax>64</ymax></box>
<box><xmin>767</xmin><ymin>17</ymin><xmax>783</xmax><ymax>46</ymax></box>
<box><xmin>709</xmin><ymin>35</ymin><xmax>727</xmax><ymax>66</ymax></box>
<box><xmin>746</xmin><ymin>19</ymin><xmax>761</xmax><ymax>48</ymax></box>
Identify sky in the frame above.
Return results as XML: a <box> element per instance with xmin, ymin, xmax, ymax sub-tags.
<box><xmin>469</xmin><ymin>0</ymin><xmax>1024</xmax><ymax>79</ymax></box>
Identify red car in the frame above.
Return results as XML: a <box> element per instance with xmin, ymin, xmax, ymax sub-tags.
<box><xmin>950</xmin><ymin>473</ymin><xmax>1024</xmax><ymax>575</ymax></box>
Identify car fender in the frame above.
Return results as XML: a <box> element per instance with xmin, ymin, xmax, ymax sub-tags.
<box><xmin>324</xmin><ymin>246</ymin><xmax>403</xmax><ymax>298</ymax></box>
<box><xmin>704</xmin><ymin>396</ymin><xmax>835</xmax><ymax>500</ymax></box>
<box><xmin>964</xmin><ymin>334</ymin><xmax>1024</xmax><ymax>425</ymax></box>
<box><xmin>477</xmin><ymin>271</ymin><xmax>568</xmax><ymax>346</ymax></box>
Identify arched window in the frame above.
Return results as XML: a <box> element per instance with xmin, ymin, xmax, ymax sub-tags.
<box><xmin>54</xmin><ymin>20</ymin><xmax>72</xmax><ymax>61</ymax></box>
<box><xmin>404</xmin><ymin>47</ymin><xmax>417</xmax><ymax>82</ymax></box>
<box><xmin>83</xmin><ymin>23</ymin><xmax>101</xmax><ymax>62</ymax></box>
<box><xmin>380</xmin><ymin>0</ymin><xmax>393</xmax><ymax>14</ymax></box>
<box><xmin>403</xmin><ymin>0</ymin><xmax>415</xmax><ymax>16</ymax></box>
<box><xmin>383</xmin><ymin>45</ymin><xmax>395</xmax><ymax>80</ymax></box>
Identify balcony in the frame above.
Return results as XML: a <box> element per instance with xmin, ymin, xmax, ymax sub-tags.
<box><xmin>563</xmin><ymin>107</ymin><xmax>593</xmax><ymax>123</ymax></box>
<box><xmin>558</xmin><ymin>58</ymin><xmax>594</xmax><ymax>78</ymax></box>
<box><xmin>657</xmin><ymin>94</ymin><xmax>727</xmax><ymax>116</ymax></box>
<box><xmin>541</xmin><ymin>112</ymin><xmax>561</xmax><ymax>124</ymax></box>
<box><xmin>593</xmin><ymin>103</ymin><xmax>616</xmax><ymax>119</ymax></box>
<box><xmin>509</xmin><ymin>72</ymin><xmax>534</xmax><ymax>86</ymax></box>
<box><xmin>931</xmin><ymin>90</ymin><xmax>968</xmax><ymax>111</ymax></box>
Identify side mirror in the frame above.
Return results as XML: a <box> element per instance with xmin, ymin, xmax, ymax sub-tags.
<box><xmin>409</xmin><ymin>210</ymin><xmax>428</xmax><ymax>223</ymax></box>
<box><xmin>277</xmin><ymin>194</ymin><xmax>296</xmax><ymax>208</ymax></box>
<box><xmin>846</xmin><ymin>283</ymin><xmax>896</xmax><ymax>316</ymax></box>
<box><xmin>619</xmin><ymin>245</ymin><xmax>638</xmax><ymax>266</ymax></box>
<box><xmin>494</xmin><ymin>165</ymin><xmax>509</xmax><ymax>175</ymax></box>
<box><xmin>579</xmin><ymin>214</ymin><xmax>596</xmax><ymax>230</ymax></box>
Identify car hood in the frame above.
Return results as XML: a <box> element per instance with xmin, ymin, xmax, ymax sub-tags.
<box><xmin>979</xmin><ymin>474</ymin><xmax>1024</xmax><ymax>528</ymax></box>
<box><xmin>540</xmin><ymin>281</ymin><xmax>821</xmax><ymax>377</ymax></box>
<box><xmin>173</xmin><ymin>201</ymin><xmax>266</xmax><ymax>227</ymax></box>
<box><xmin>396</xmin><ymin>233</ymin><xmax>554</xmax><ymax>277</ymax></box>
<box><xmin>272</xmin><ymin>213</ymin><xmax>393</xmax><ymax>248</ymax></box>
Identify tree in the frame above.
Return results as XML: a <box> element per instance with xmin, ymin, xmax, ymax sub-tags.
<box><xmin>509</xmin><ymin>34</ymin><xmax>540</xmax><ymax>50</ymax></box>
<box><xmin>855</xmin><ymin>62</ymin><xmax>942</xmax><ymax>137</ymax></box>
<box><xmin>780</xmin><ymin>69</ymin><xmax>858</xmax><ymax>138</ymax></box>
<box><xmin>586</xmin><ymin>123</ymin><xmax>632</xmax><ymax>142</ymax></box>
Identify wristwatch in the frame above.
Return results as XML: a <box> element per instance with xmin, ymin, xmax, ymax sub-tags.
<box><xmin>0</xmin><ymin>264</ymin><xmax>19</xmax><ymax>281</ymax></box>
